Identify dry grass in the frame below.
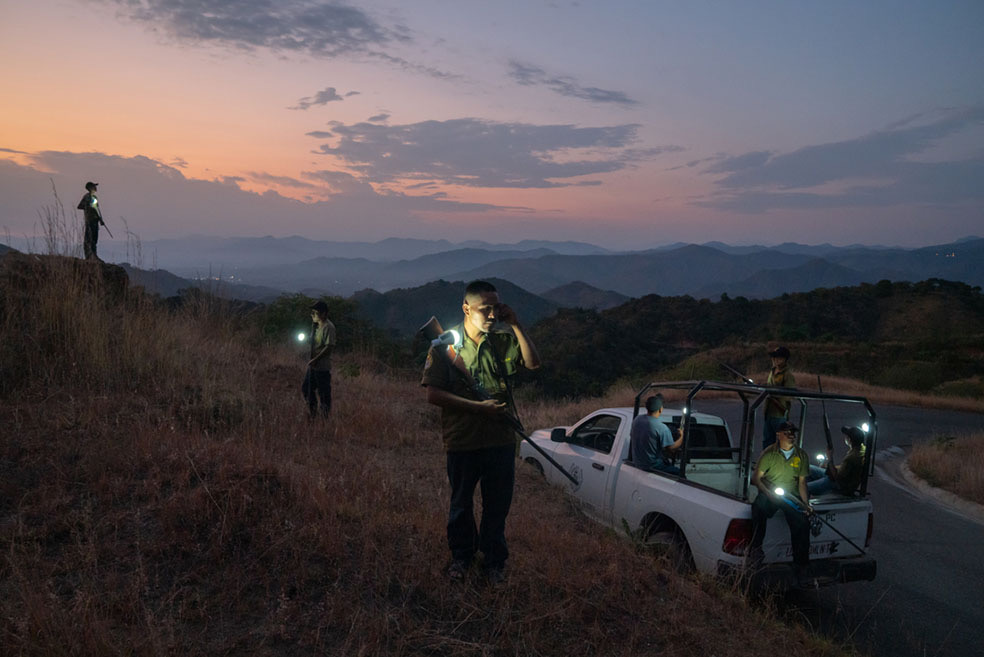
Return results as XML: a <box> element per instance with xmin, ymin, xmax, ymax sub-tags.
<box><xmin>908</xmin><ymin>433</ymin><xmax>984</xmax><ymax>506</ymax></box>
<box><xmin>0</xmin><ymin>254</ymin><xmax>857</xmax><ymax>656</ymax></box>
<box><xmin>765</xmin><ymin>373</ymin><xmax>984</xmax><ymax>414</ymax></box>
<box><xmin>648</xmin><ymin>366</ymin><xmax>984</xmax><ymax>414</ymax></box>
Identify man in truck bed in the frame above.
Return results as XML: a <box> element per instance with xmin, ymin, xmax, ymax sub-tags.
<box><xmin>749</xmin><ymin>421</ymin><xmax>813</xmax><ymax>585</ymax></box>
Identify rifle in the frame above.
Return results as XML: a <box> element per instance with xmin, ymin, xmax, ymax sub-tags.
<box><xmin>92</xmin><ymin>194</ymin><xmax>113</xmax><ymax>238</ymax></box>
<box><xmin>817</xmin><ymin>375</ymin><xmax>834</xmax><ymax>453</ymax></box>
<box><xmin>719</xmin><ymin>361</ymin><xmax>754</xmax><ymax>384</ymax></box>
<box><xmin>419</xmin><ymin>316</ymin><xmax>578</xmax><ymax>485</ymax></box>
<box><xmin>778</xmin><ymin>489</ymin><xmax>866</xmax><ymax>555</ymax></box>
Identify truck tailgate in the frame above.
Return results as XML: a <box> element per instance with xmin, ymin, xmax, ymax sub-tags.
<box><xmin>763</xmin><ymin>497</ymin><xmax>871</xmax><ymax>562</ymax></box>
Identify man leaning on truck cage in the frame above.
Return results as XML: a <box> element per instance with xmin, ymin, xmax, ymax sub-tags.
<box><xmin>762</xmin><ymin>345</ymin><xmax>796</xmax><ymax>449</ymax></box>
<box><xmin>628</xmin><ymin>394</ymin><xmax>684</xmax><ymax>475</ymax></box>
<box><xmin>750</xmin><ymin>421</ymin><xmax>813</xmax><ymax>585</ymax></box>
<box><xmin>421</xmin><ymin>280</ymin><xmax>541</xmax><ymax>585</ymax></box>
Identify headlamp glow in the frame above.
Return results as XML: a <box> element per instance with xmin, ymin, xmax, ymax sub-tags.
<box><xmin>861</xmin><ymin>422</ymin><xmax>870</xmax><ymax>433</ymax></box>
<box><xmin>816</xmin><ymin>453</ymin><xmax>826</xmax><ymax>462</ymax></box>
<box><xmin>297</xmin><ymin>332</ymin><xmax>306</xmax><ymax>342</ymax></box>
<box><xmin>774</xmin><ymin>487</ymin><xmax>785</xmax><ymax>497</ymax></box>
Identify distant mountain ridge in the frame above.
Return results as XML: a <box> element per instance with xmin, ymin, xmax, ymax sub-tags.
<box><xmin>5</xmin><ymin>236</ymin><xmax>981</xmax><ymax>306</ymax></box>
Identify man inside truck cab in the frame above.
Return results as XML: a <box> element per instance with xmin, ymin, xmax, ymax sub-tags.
<box><xmin>750</xmin><ymin>421</ymin><xmax>814</xmax><ymax>584</ymax></box>
<box><xmin>629</xmin><ymin>394</ymin><xmax>684</xmax><ymax>475</ymax></box>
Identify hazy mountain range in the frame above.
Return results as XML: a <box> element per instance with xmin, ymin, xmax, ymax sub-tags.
<box><xmin>4</xmin><ymin>236</ymin><xmax>981</xmax><ymax>313</ymax></box>
<box><xmin>204</xmin><ymin>236</ymin><xmax>980</xmax><ymax>301</ymax></box>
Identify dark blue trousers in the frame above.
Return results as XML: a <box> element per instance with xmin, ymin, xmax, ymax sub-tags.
<box><xmin>762</xmin><ymin>416</ymin><xmax>786</xmax><ymax>450</ymax></box>
<box><xmin>750</xmin><ymin>492</ymin><xmax>810</xmax><ymax>566</ymax></box>
<box><xmin>446</xmin><ymin>444</ymin><xmax>515</xmax><ymax>569</ymax></box>
<box><xmin>302</xmin><ymin>368</ymin><xmax>332</xmax><ymax>417</ymax></box>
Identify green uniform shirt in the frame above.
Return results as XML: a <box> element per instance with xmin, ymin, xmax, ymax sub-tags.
<box><xmin>835</xmin><ymin>446</ymin><xmax>866</xmax><ymax>495</ymax></box>
<box><xmin>77</xmin><ymin>192</ymin><xmax>102</xmax><ymax>224</ymax></box>
<box><xmin>310</xmin><ymin>320</ymin><xmax>336</xmax><ymax>371</ymax></box>
<box><xmin>765</xmin><ymin>367</ymin><xmax>796</xmax><ymax>418</ymax></box>
<box><xmin>756</xmin><ymin>443</ymin><xmax>809</xmax><ymax>493</ymax></box>
<box><xmin>421</xmin><ymin>324</ymin><xmax>522</xmax><ymax>452</ymax></box>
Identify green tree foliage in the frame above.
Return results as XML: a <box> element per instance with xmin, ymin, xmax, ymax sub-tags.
<box><xmin>531</xmin><ymin>279</ymin><xmax>984</xmax><ymax>398</ymax></box>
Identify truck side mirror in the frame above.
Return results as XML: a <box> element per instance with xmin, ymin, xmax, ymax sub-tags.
<box><xmin>550</xmin><ymin>427</ymin><xmax>567</xmax><ymax>442</ymax></box>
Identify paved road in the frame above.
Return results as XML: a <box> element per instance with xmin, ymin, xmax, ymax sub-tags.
<box><xmin>696</xmin><ymin>399</ymin><xmax>984</xmax><ymax>657</ymax></box>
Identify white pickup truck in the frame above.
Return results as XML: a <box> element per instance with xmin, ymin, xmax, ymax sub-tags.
<box><xmin>519</xmin><ymin>381</ymin><xmax>877</xmax><ymax>589</ymax></box>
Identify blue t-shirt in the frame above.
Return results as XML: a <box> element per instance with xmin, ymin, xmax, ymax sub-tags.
<box><xmin>629</xmin><ymin>413</ymin><xmax>674</xmax><ymax>471</ymax></box>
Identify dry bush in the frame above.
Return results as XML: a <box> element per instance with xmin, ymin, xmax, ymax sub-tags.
<box><xmin>909</xmin><ymin>433</ymin><xmax>984</xmax><ymax>506</ymax></box>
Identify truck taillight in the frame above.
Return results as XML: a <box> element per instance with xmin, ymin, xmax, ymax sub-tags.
<box><xmin>723</xmin><ymin>518</ymin><xmax>751</xmax><ymax>555</ymax></box>
<box><xmin>866</xmin><ymin>513</ymin><xmax>873</xmax><ymax>547</ymax></box>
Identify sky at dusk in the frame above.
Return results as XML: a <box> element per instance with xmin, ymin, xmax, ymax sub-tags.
<box><xmin>1</xmin><ymin>0</ymin><xmax>983</xmax><ymax>250</ymax></box>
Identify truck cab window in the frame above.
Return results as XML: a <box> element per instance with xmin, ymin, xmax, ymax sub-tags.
<box><xmin>569</xmin><ymin>414</ymin><xmax>621</xmax><ymax>454</ymax></box>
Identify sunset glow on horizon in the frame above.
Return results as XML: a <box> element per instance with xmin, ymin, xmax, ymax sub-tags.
<box><xmin>2</xmin><ymin>1</ymin><xmax>982</xmax><ymax>249</ymax></box>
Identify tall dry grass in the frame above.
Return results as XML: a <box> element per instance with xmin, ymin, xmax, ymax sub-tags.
<box><xmin>0</xmin><ymin>252</ymin><xmax>856</xmax><ymax>655</ymax></box>
<box><xmin>908</xmin><ymin>433</ymin><xmax>984</xmax><ymax>506</ymax></box>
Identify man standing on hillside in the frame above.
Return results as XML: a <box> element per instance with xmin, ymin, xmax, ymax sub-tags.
<box><xmin>762</xmin><ymin>346</ymin><xmax>796</xmax><ymax>448</ymax></box>
<box><xmin>77</xmin><ymin>181</ymin><xmax>106</xmax><ymax>260</ymax></box>
<box><xmin>750</xmin><ymin>421</ymin><xmax>813</xmax><ymax>585</ymax></box>
<box><xmin>421</xmin><ymin>280</ymin><xmax>541</xmax><ymax>584</ymax></box>
<box><xmin>303</xmin><ymin>300</ymin><xmax>336</xmax><ymax>418</ymax></box>
<box><xmin>629</xmin><ymin>394</ymin><xmax>684</xmax><ymax>475</ymax></box>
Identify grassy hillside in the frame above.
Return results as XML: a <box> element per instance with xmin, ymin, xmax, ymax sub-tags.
<box><xmin>0</xmin><ymin>253</ymin><xmax>848</xmax><ymax>655</ymax></box>
<box><xmin>530</xmin><ymin>279</ymin><xmax>984</xmax><ymax>398</ymax></box>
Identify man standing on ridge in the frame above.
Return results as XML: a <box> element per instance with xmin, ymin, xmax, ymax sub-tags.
<box><xmin>303</xmin><ymin>300</ymin><xmax>336</xmax><ymax>419</ymax></box>
<box><xmin>762</xmin><ymin>345</ymin><xmax>796</xmax><ymax>449</ymax></box>
<box><xmin>421</xmin><ymin>280</ymin><xmax>541</xmax><ymax>584</ymax></box>
<box><xmin>77</xmin><ymin>181</ymin><xmax>106</xmax><ymax>260</ymax></box>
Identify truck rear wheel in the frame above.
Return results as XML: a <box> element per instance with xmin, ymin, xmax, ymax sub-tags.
<box><xmin>647</xmin><ymin>529</ymin><xmax>695</xmax><ymax>574</ymax></box>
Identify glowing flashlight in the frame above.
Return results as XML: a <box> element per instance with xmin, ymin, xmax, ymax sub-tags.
<box><xmin>296</xmin><ymin>332</ymin><xmax>306</xmax><ymax>342</ymax></box>
<box><xmin>431</xmin><ymin>328</ymin><xmax>461</xmax><ymax>349</ymax></box>
<box><xmin>861</xmin><ymin>422</ymin><xmax>870</xmax><ymax>433</ymax></box>
<box><xmin>816</xmin><ymin>453</ymin><xmax>826</xmax><ymax>463</ymax></box>
<box><xmin>682</xmin><ymin>406</ymin><xmax>689</xmax><ymax>415</ymax></box>
<box><xmin>774</xmin><ymin>487</ymin><xmax>785</xmax><ymax>497</ymax></box>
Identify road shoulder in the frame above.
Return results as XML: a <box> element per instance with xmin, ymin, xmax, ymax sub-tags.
<box><xmin>900</xmin><ymin>455</ymin><xmax>984</xmax><ymax>527</ymax></box>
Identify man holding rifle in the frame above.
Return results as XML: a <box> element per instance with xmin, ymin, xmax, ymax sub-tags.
<box><xmin>762</xmin><ymin>346</ymin><xmax>796</xmax><ymax>448</ymax></box>
<box><xmin>421</xmin><ymin>280</ymin><xmax>541</xmax><ymax>584</ymax></box>
<box><xmin>808</xmin><ymin>426</ymin><xmax>867</xmax><ymax>496</ymax></box>
<box><xmin>749</xmin><ymin>421</ymin><xmax>813</xmax><ymax>584</ymax></box>
<box><xmin>77</xmin><ymin>181</ymin><xmax>108</xmax><ymax>260</ymax></box>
